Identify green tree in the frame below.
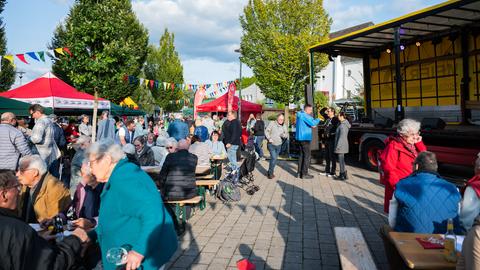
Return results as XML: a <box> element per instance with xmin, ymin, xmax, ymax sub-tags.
<box><xmin>50</xmin><ymin>0</ymin><xmax>148</xmax><ymax>103</ymax></box>
<box><xmin>0</xmin><ymin>0</ymin><xmax>15</xmax><ymax>91</ymax></box>
<box><xmin>239</xmin><ymin>76</ymin><xmax>256</xmax><ymax>89</ymax></box>
<box><xmin>144</xmin><ymin>29</ymin><xmax>184</xmax><ymax>112</ymax></box>
<box><xmin>239</xmin><ymin>0</ymin><xmax>331</xmax><ymax>105</ymax></box>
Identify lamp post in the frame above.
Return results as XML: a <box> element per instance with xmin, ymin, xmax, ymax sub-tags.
<box><xmin>234</xmin><ymin>48</ymin><xmax>242</xmax><ymax>122</ymax></box>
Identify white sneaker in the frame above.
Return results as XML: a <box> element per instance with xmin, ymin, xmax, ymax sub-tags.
<box><xmin>260</xmin><ymin>157</ymin><xmax>266</xmax><ymax>161</ymax></box>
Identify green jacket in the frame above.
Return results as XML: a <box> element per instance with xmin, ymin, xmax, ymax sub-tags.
<box><xmin>89</xmin><ymin>159</ymin><xmax>177</xmax><ymax>270</ymax></box>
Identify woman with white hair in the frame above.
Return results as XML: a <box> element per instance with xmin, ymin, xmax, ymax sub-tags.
<box><xmin>379</xmin><ymin>118</ymin><xmax>427</xmax><ymax>213</ymax></box>
<box><xmin>459</xmin><ymin>153</ymin><xmax>480</xmax><ymax>231</ymax></box>
<box><xmin>72</xmin><ymin>140</ymin><xmax>177</xmax><ymax>270</ymax></box>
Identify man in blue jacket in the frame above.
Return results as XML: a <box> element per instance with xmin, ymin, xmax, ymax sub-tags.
<box><xmin>391</xmin><ymin>151</ymin><xmax>462</xmax><ymax>234</ymax></box>
<box><xmin>295</xmin><ymin>104</ymin><xmax>320</xmax><ymax>179</ymax></box>
<box><xmin>167</xmin><ymin>113</ymin><xmax>189</xmax><ymax>141</ymax></box>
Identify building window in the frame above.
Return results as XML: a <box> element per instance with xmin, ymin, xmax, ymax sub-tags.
<box><xmin>347</xmin><ymin>70</ymin><xmax>352</xmax><ymax>77</ymax></box>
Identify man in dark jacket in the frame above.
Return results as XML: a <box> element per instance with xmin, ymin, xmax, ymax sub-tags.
<box><xmin>0</xmin><ymin>169</ymin><xmax>83</xmax><ymax>270</ymax></box>
<box><xmin>252</xmin><ymin>113</ymin><xmax>265</xmax><ymax>160</ymax></box>
<box><xmin>222</xmin><ymin>111</ymin><xmax>242</xmax><ymax>169</ymax></box>
<box><xmin>158</xmin><ymin>139</ymin><xmax>197</xmax><ymax>235</ymax></box>
<box><xmin>322</xmin><ymin>107</ymin><xmax>339</xmax><ymax>177</ymax></box>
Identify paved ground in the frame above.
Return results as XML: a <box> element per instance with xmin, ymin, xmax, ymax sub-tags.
<box><xmin>166</xmin><ymin>160</ymin><xmax>389</xmax><ymax>270</ymax></box>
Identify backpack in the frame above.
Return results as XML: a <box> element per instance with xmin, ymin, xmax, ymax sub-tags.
<box><xmin>218</xmin><ymin>168</ymin><xmax>241</xmax><ymax>202</ymax></box>
<box><xmin>218</xmin><ymin>180</ymin><xmax>241</xmax><ymax>202</ymax></box>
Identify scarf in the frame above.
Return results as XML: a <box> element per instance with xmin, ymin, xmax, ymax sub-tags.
<box><xmin>396</xmin><ymin>135</ymin><xmax>418</xmax><ymax>158</ymax></box>
<box><xmin>463</xmin><ymin>175</ymin><xmax>480</xmax><ymax>197</ymax></box>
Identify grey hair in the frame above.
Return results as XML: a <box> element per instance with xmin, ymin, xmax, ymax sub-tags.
<box><xmin>178</xmin><ymin>139</ymin><xmax>190</xmax><ymax>150</ymax></box>
<box><xmin>414</xmin><ymin>151</ymin><xmax>438</xmax><ymax>172</ymax></box>
<box><xmin>156</xmin><ymin>136</ymin><xmax>168</xmax><ymax>147</ymax></box>
<box><xmin>165</xmin><ymin>137</ymin><xmax>178</xmax><ymax>148</ymax></box>
<box><xmin>101</xmin><ymin>110</ymin><xmax>109</xmax><ymax>117</ymax></box>
<box><xmin>19</xmin><ymin>155</ymin><xmax>47</xmax><ymax>176</ymax></box>
<box><xmin>1</xmin><ymin>112</ymin><xmax>15</xmax><ymax>122</ymax></box>
<box><xmin>87</xmin><ymin>139</ymin><xmax>125</xmax><ymax>163</ymax></box>
<box><xmin>397</xmin><ymin>119</ymin><xmax>421</xmax><ymax>136</ymax></box>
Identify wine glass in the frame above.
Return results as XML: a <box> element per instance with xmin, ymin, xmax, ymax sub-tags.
<box><xmin>106</xmin><ymin>247</ymin><xmax>128</xmax><ymax>266</ymax></box>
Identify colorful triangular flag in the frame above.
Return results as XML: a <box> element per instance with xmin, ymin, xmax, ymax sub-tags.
<box><xmin>26</xmin><ymin>52</ymin><xmax>39</xmax><ymax>61</ymax></box>
<box><xmin>16</xmin><ymin>54</ymin><xmax>28</xmax><ymax>64</ymax></box>
<box><xmin>54</xmin><ymin>47</ymin><xmax>65</xmax><ymax>56</ymax></box>
<box><xmin>37</xmin><ymin>51</ymin><xmax>45</xmax><ymax>62</ymax></box>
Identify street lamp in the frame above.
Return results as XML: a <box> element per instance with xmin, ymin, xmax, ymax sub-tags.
<box><xmin>234</xmin><ymin>48</ymin><xmax>242</xmax><ymax>122</ymax></box>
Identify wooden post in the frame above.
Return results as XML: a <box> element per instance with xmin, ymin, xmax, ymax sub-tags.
<box><xmin>91</xmin><ymin>88</ymin><xmax>98</xmax><ymax>143</ymax></box>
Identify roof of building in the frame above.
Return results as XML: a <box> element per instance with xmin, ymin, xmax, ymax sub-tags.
<box><xmin>310</xmin><ymin>0</ymin><xmax>480</xmax><ymax>56</ymax></box>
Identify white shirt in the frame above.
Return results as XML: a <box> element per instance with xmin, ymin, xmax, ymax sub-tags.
<box><xmin>460</xmin><ymin>186</ymin><xmax>480</xmax><ymax>231</ymax></box>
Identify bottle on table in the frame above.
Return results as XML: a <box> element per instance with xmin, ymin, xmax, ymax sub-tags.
<box><xmin>66</xmin><ymin>205</ymin><xmax>77</xmax><ymax>231</ymax></box>
<box><xmin>444</xmin><ymin>218</ymin><xmax>457</xmax><ymax>262</ymax></box>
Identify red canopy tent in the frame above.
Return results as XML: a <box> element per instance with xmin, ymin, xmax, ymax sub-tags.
<box><xmin>196</xmin><ymin>93</ymin><xmax>262</xmax><ymax>116</ymax></box>
<box><xmin>0</xmin><ymin>72</ymin><xmax>110</xmax><ymax>110</ymax></box>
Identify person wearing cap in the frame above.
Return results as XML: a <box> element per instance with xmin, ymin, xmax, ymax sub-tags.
<box><xmin>123</xmin><ymin>143</ymin><xmax>140</xmax><ymax>166</ymax></box>
<box><xmin>0</xmin><ymin>112</ymin><xmax>32</xmax><ymax>171</ymax></box>
<box><xmin>28</xmin><ymin>104</ymin><xmax>61</xmax><ymax>172</ymax></box>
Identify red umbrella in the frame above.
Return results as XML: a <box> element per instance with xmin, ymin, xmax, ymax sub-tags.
<box><xmin>0</xmin><ymin>72</ymin><xmax>110</xmax><ymax>110</ymax></box>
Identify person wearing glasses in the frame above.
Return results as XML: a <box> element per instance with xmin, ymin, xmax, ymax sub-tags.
<box><xmin>0</xmin><ymin>112</ymin><xmax>32</xmax><ymax>171</ymax></box>
<box><xmin>72</xmin><ymin>140</ymin><xmax>177</xmax><ymax>270</ymax></box>
<box><xmin>378</xmin><ymin>118</ymin><xmax>426</xmax><ymax>213</ymax></box>
<box><xmin>133</xmin><ymin>136</ymin><xmax>155</xmax><ymax>166</ymax></box>
<box><xmin>0</xmin><ymin>169</ymin><xmax>86</xmax><ymax>270</ymax></box>
<box><xmin>16</xmin><ymin>155</ymin><xmax>71</xmax><ymax>224</ymax></box>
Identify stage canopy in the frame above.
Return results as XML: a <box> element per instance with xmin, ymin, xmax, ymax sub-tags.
<box><xmin>0</xmin><ymin>72</ymin><xmax>110</xmax><ymax>110</ymax></box>
<box><xmin>120</xmin><ymin>97</ymin><xmax>139</xmax><ymax>109</ymax></box>
<box><xmin>196</xmin><ymin>94</ymin><xmax>262</xmax><ymax>114</ymax></box>
<box><xmin>0</xmin><ymin>96</ymin><xmax>52</xmax><ymax>116</ymax></box>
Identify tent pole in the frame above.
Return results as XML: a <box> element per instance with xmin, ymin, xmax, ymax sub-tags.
<box><xmin>91</xmin><ymin>88</ymin><xmax>98</xmax><ymax>142</ymax></box>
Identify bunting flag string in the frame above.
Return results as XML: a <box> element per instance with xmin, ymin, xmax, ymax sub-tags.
<box><xmin>124</xmin><ymin>74</ymin><xmax>239</xmax><ymax>99</ymax></box>
<box><xmin>0</xmin><ymin>47</ymin><xmax>71</xmax><ymax>68</ymax></box>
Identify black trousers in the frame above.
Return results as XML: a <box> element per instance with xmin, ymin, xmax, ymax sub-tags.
<box><xmin>325</xmin><ymin>140</ymin><xmax>336</xmax><ymax>174</ymax></box>
<box><xmin>297</xmin><ymin>141</ymin><xmax>311</xmax><ymax>176</ymax></box>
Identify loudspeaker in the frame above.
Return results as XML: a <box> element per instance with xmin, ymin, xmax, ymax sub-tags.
<box><xmin>304</xmin><ymin>84</ymin><xmax>313</xmax><ymax>106</ymax></box>
<box><xmin>374</xmin><ymin>116</ymin><xmax>393</xmax><ymax>128</ymax></box>
<box><xmin>421</xmin><ymin>118</ymin><xmax>446</xmax><ymax>130</ymax></box>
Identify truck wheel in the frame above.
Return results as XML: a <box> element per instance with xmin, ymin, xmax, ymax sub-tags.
<box><xmin>362</xmin><ymin>140</ymin><xmax>385</xmax><ymax>171</ymax></box>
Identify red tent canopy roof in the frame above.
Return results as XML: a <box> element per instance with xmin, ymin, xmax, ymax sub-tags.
<box><xmin>196</xmin><ymin>94</ymin><xmax>262</xmax><ymax>113</ymax></box>
<box><xmin>0</xmin><ymin>72</ymin><xmax>110</xmax><ymax>109</ymax></box>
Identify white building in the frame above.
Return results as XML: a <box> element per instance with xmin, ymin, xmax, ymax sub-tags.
<box><xmin>235</xmin><ymin>83</ymin><xmax>265</xmax><ymax>104</ymax></box>
<box><xmin>315</xmin><ymin>22</ymin><xmax>374</xmax><ymax>103</ymax></box>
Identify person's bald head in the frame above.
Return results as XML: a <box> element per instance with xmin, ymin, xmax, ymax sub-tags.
<box><xmin>177</xmin><ymin>139</ymin><xmax>190</xmax><ymax>150</ymax></box>
<box><xmin>1</xmin><ymin>112</ymin><xmax>16</xmax><ymax>125</ymax></box>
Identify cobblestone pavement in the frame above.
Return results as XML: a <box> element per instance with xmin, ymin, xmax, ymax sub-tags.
<box><xmin>166</xmin><ymin>160</ymin><xmax>388</xmax><ymax>270</ymax></box>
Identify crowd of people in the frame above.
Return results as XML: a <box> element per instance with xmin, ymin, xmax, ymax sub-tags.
<box><xmin>3</xmin><ymin>100</ymin><xmax>480</xmax><ymax>269</ymax></box>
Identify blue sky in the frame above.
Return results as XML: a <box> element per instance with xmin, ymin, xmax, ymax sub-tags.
<box><xmin>4</xmin><ymin>0</ymin><xmax>444</xmax><ymax>88</ymax></box>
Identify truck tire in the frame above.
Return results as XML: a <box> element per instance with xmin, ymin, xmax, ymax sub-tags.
<box><xmin>362</xmin><ymin>140</ymin><xmax>385</xmax><ymax>171</ymax></box>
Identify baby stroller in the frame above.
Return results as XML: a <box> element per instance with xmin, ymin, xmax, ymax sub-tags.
<box><xmin>238</xmin><ymin>142</ymin><xmax>260</xmax><ymax>195</ymax></box>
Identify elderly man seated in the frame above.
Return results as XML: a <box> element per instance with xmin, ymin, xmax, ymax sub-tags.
<box><xmin>389</xmin><ymin>151</ymin><xmax>462</xmax><ymax>234</ymax></box>
<box><xmin>0</xmin><ymin>169</ymin><xmax>84</xmax><ymax>269</ymax></box>
<box><xmin>189</xmin><ymin>135</ymin><xmax>212</xmax><ymax>166</ymax></box>
<box><xmin>158</xmin><ymin>139</ymin><xmax>197</xmax><ymax>235</ymax></box>
<box><xmin>16</xmin><ymin>155</ymin><xmax>71</xmax><ymax>223</ymax></box>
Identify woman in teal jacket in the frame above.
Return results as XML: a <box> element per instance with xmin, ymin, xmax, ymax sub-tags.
<box><xmin>73</xmin><ymin>140</ymin><xmax>177</xmax><ymax>270</ymax></box>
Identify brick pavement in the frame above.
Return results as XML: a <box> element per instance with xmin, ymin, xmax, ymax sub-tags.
<box><xmin>166</xmin><ymin>160</ymin><xmax>389</xmax><ymax>270</ymax></box>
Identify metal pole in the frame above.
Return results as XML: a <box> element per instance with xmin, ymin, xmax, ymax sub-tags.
<box><xmin>394</xmin><ymin>27</ymin><xmax>404</xmax><ymax>122</ymax></box>
<box><xmin>238</xmin><ymin>58</ymin><xmax>242</xmax><ymax>122</ymax></box>
<box><xmin>309</xmin><ymin>51</ymin><xmax>316</xmax><ymax>115</ymax></box>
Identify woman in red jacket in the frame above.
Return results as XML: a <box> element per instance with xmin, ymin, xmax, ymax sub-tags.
<box><xmin>379</xmin><ymin>119</ymin><xmax>427</xmax><ymax>213</ymax></box>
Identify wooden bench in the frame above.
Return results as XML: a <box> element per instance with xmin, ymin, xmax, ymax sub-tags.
<box><xmin>196</xmin><ymin>180</ymin><xmax>220</xmax><ymax>209</ymax></box>
<box><xmin>334</xmin><ymin>227</ymin><xmax>377</xmax><ymax>270</ymax></box>
<box><xmin>165</xmin><ymin>196</ymin><xmax>202</xmax><ymax>223</ymax></box>
<box><xmin>196</xmin><ymin>174</ymin><xmax>215</xmax><ymax>180</ymax></box>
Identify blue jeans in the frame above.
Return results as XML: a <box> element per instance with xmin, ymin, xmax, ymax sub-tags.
<box><xmin>267</xmin><ymin>143</ymin><xmax>282</xmax><ymax>176</ymax></box>
<box><xmin>254</xmin><ymin>136</ymin><xmax>265</xmax><ymax>158</ymax></box>
<box><xmin>227</xmin><ymin>145</ymin><xmax>239</xmax><ymax>169</ymax></box>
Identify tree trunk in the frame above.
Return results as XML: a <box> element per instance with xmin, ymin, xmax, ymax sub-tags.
<box><xmin>91</xmin><ymin>89</ymin><xmax>98</xmax><ymax>143</ymax></box>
